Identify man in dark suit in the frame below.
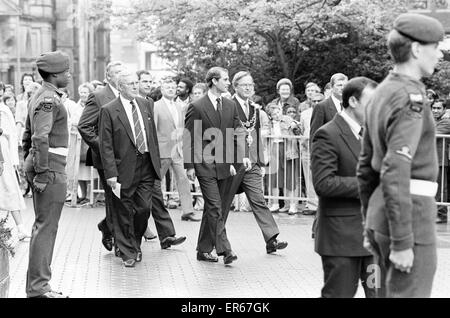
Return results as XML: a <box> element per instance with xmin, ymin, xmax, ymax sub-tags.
<box><xmin>311</xmin><ymin>77</ymin><xmax>378</xmax><ymax>298</ymax></box>
<box><xmin>310</xmin><ymin>73</ymin><xmax>348</xmax><ymax>141</ymax></box>
<box><xmin>99</xmin><ymin>71</ymin><xmax>185</xmax><ymax>267</ymax></box>
<box><xmin>78</xmin><ymin>61</ymin><xmax>124</xmax><ymax>252</ymax></box>
<box><xmin>184</xmin><ymin>67</ymin><xmax>251</xmax><ymax>265</ymax></box>
<box><xmin>220</xmin><ymin>71</ymin><xmax>288</xmax><ymax>254</ymax></box>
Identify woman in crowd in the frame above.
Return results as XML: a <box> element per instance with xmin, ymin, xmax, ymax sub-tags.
<box><xmin>266</xmin><ymin>103</ymin><xmax>301</xmax><ymax>214</ymax></box>
<box><xmin>268</xmin><ymin>78</ymin><xmax>300</xmax><ymax>116</ymax></box>
<box><xmin>67</xmin><ymin>83</ymin><xmax>96</xmax><ymax>204</ymax></box>
<box><xmin>0</xmin><ymin>96</ymin><xmax>30</xmax><ymax>240</ymax></box>
<box><xmin>16</xmin><ymin>73</ymin><xmax>35</xmax><ymax>102</ymax></box>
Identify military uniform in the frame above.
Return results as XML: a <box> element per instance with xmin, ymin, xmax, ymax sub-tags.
<box><xmin>357</xmin><ymin>14</ymin><xmax>444</xmax><ymax>298</ymax></box>
<box><xmin>22</xmin><ymin>51</ymin><xmax>70</xmax><ymax>298</ymax></box>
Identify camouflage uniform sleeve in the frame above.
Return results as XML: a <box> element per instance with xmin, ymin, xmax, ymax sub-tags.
<box><xmin>381</xmin><ymin>90</ymin><xmax>424</xmax><ymax>251</ymax></box>
<box><xmin>31</xmin><ymin>96</ymin><xmax>57</xmax><ymax>183</ymax></box>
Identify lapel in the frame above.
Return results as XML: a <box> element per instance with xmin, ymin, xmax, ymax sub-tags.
<box><xmin>201</xmin><ymin>95</ymin><xmax>220</xmax><ymax>128</ymax></box>
<box><xmin>233</xmin><ymin>97</ymin><xmax>248</xmax><ymax>121</ymax></box>
<box><xmin>136</xmin><ymin>98</ymin><xmax>152</xmax><ymax>147</ymax></box>
<box><xmin>327</xmin><ymin>98</ymin><xmax>338</xmax><ymax>119</ymax></box>
<box><xmin>334</xmin><ymin>114</ymin><xmax>361</xmax><ymax>160</ymax></box>
<box><xmin>116</xmin><ymin>98</ymin><xmax>136</xmax><ymax>146</ymax></box>
<box><xmin>161</xmin><ymin>99</ymin><xmax>177</xmax><ymax>129</ymax></box>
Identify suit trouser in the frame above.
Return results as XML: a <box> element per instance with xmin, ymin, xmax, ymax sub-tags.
<box><xmin>436</xmin><ymin>166</ymin><xmax>448</xmax><ymax>220</ymax></box>
<box><xmin>366</xmin><ymin>229</ymin><xmax>437</xmax><ymax>298</ymax></box>
<box><xmin>160</xmin><ymin>156</ymin><xmax>194</xmax><ymax>214</ymax></box>
<box><xmin>320</xmin><ymin>255</ymin><xmax>376</xmax><ymax>298</ymax></box>
<box><xmin>196</xmin><ymin>175</ymin><xmax>232</xmax><ymax>255</ymax></box>
<box><xmin>97</xmin><ymin>168</ymin><xmax>114</xmax><ymax>238</ymax></box>
<box><xmin>25</xmin><ymin>171</ymin><xmax>66</xmax><ymax>297</ymax></box>
<box><xmin>222</xmin><ymin>165</ymin><xmax>279</xmax><ymax>243</ymax></box>
<box><xmin>150</xmin><ymin>179</ymin><xmax>177</xmax><ymax>240</ymax></box>
<box><xmin>301</xmin><ymin>154</ymin><xmax>318</xmax><ymax>210</ymax></box>
<box><xmin>111</xmin><ymin>153</ymin><xmax>155</xmax><ymax>261</ymax></box>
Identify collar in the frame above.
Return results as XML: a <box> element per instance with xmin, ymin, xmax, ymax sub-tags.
<box><xmin>388</xmin><ymin>71</ymin><xmax>425</xmax><ymax>89</ymax></box>
<box><xmin>42</xmin><ymin>81</ymin><xmax>64</xmax><ymax>97</ymax></box>
<box><xmin>120</xmin><ymin>94</ymin><xmax>136</xmax><ymax>108</ymax></box>
<box><xmin>163</xmin><ymin>97</ymin><xmax>175</xmax><ymax>106</ymax></box>
<box><xmin>340</xmin><ymin>111</ymin><xmax>362</xmax><ymax>139</ymax></box>
<box><xmin>208</xmin><ymin>90</ymin><xmax>221</xmax><ymax>107</ymax></box>
<box><xmin>235</xmin><ymin>94</ymin><xmax>248</xmax><ymax>108</ymax></box>
<box><xmin>109</xmin><ymin>83</ymin><xmax>119</xmax><ymax>98</ymax></box>
<box><xmin>331</xmin><ymin>94</ymin><xmax>341</xmax><ymax>107</ymax></box>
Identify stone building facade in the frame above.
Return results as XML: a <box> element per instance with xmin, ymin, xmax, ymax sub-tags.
<box><xmin>0</xmin><ymin>0</ymin><xmax>110</xmax><ymax>98</ymax></box>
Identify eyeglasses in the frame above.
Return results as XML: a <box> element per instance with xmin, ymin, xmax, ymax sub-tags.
<box><xmin>124</xmin><ymin>81</ymin><xmax>139</xmax><ymax>86</ymax></box>
<box><xmin>238</xmin><ymin>84</ymin><xmax>254</xmax><ymax>88</ymax></box>
<box><xmin>312</xmin><ymin>100</ymin><xmax>322</xmax><ymax>103</ymax></box>
<box><xmin>287</xmin><ymin>110</ymin><xmax>297</xmax><ymax>114</ymax></box>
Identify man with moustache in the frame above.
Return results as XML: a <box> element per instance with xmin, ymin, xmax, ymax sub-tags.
<box><xmin>311</xmin><ymin>77</ymin><xmax>378</xmax><ymax>298</ymax></box>
<box><xmin>99</xmin><ymin>71</ymin><xmax>185</xmax><ymax>267</ymax></box>
<box><xmin>78</xmin><ymin>61</ymin><xmax>125</xmax><ymax>253</ymax></box>
<box><xmin>357</xmin><ymin>13</ymin><xmax>445</xmax><ymax>297</ymax></box>
<box><xmin>221</xmin><ymin>71</ymin><xmax>288</xmax><ymax>254</ymax></box>
<box><xmin>184</xmin><ymin>67</ymin><xmax>251</xmax><ymax>265</ymax></box>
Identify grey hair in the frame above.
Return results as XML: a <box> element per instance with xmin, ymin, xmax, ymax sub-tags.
<box><xmin>232</xmin><ymin>71</ymin><xmax>252</xmax><ymax>89</ymax></box>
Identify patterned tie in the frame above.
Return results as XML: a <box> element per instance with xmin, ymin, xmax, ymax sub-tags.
<box><xmin>359</xmin><ymin>127</ymin><xmax>364</xmax><ymax>139</ymax></box>
<box><xmin>131</xmin><ymin>100</ymin><xmax>146</xmax><ymax>154</ymax></box>
<box><xmin>216</xmin><ymin>97</ymin><xmax>222</xmax><ymax>122</ymax></box>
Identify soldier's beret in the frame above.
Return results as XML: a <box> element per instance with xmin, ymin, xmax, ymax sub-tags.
<box><xmin>36</xmin><ymin>51</ymin><xmax>70</xmax><ymax>74</ymax></box>
<box><xmin>394</xmin><ymin>13</ymin><xmax>444</xmax><ymax>44</ymax></box>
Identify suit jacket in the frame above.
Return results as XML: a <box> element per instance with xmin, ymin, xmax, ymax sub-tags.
<box><xmin>153</xmin><ymin>98</ymin><xmax>184</xmax><ymax>159</ymax></box>
<box><xmin>99</xmin><ymin>96</ymin><xmax>162</xmax><ymax>189</ymax></box>
<box><xmin>310</xmin><ymin>97</ymin><xmax>340</xmax><ymax>142</ymax></box>
<box><xmin>184</xmin><ymin>94</ymin><xmax>245</xmax><ymax>180</ymax></box>
<box><xmin>78</xmin><ymin>85</ymin><xmax>116</xmax><ymax>169</ymax></box>
<box><xmin>435</xmin><ymin>116</ymin><xmax>450</xmax><ymax>167</ymax></box>
<box><xmin>311</xmin><ymin>114</ymin><xmax>369</xmax><ymax>257</ymax></box>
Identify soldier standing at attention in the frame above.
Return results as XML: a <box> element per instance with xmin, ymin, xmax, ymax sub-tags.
<box><xmin>357</xmin><ymin>14</ymin><xmax>445</xmax><ymax>297</ymax></box>
<box><xmin>22</xmin><ymin>51</ymin><xmax>71</xmax><ymax>298</ymax></box>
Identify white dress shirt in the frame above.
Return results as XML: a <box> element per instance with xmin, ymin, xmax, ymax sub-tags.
<box><xmin>340</xmin><ymin>111</ymin><xmax>362</xmax><ymax>140</ymax></box>
<box><xmin>163</xmin><ymin>97</ymin><xmax>179</xmax><ymax>126</ymax></box>
<box><xmin>208</xmin><ymin>90</ymin><xmax>221</xmax><ymax>111</ymax></box>
<box><xmin>331</xmin><ymin>94</ymin><xmax>342</xmax><ymax>114</ymax></box>
<box><xmin>120</xmin><ymin>95</ymin><xmax>149</xmax><ymax>152</ymax></box>
<box><xmin>235</xmin><ymin>94</ymin><xmax>250</xmax><ymax>118</ymax></box>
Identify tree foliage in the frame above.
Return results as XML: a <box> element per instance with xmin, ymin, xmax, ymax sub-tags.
<box><xmin>113</xmin><ymin>0</ymin><xmax>416</xmax><ymax>100</ymax></box>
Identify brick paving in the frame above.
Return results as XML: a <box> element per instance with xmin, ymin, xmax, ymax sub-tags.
<box><xmin>4</xmin><ymin>198</ymin><xmax>450</xmax><ymax>298</ymax></box>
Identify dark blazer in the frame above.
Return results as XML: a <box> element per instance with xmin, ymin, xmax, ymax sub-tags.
<box><xmin>184</xmin><ymin>94</ymin><xmax>245</xmax><ymax>180</ymax></box>
<box><xmin>99</xmin><ymin>96</ymin><xmax>162</xmax><ymax>189</ymax></box>
<box><xmin>310</xmin><ymin>97</ymin><xmax>340</xmax><ymax>142</ymax></box>
<box><xmin>78</xmin><ymin>85</ymin><xmax>116</xmax><ymax>169</ymax></box>
<box><xmin>311</xmin><ymin>114</ymin><xmax>369</xmax><ymax>257</ymax></box>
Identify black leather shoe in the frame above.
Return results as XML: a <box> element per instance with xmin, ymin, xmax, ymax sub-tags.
<box><xmin>266</xmin><ymin>239</ymin><xmax>288</xmax><ymax>254</ymax></box>
<box><xmin>181</xmin><ymin>212</ymin><xmax>202</xmax><ymax>222</ymax></box>
<box><xmin>196</xmin><ymin>252</ymin><xmax>218</xmax><ymax>262</ymax></box>
<box><xmin>97</xmin><ymin>223</ymin><xmax>113</xmax><ymax>251</ymax></box>
<box><xmin>223</xmin><ymin>251</ymin><xmax>238</xmax><ymax>265</ymax></box>
<box><xmin>160</xmin><ymin>236</ymin><xmax>186</xmax><ymax>249</ymax></box>
<box><xmin>136</xmin><ymin>251</ymin><xmax>142</xmax><ymax>262</ymax></box>
<box><xmin>30</xmin><ymin>290</ymin><xmax>68</xmax><ymax>298</ymax></box>
<box><xmin>123</xmin><ymin>259</ymin><xmax>136</xmax><ymax>267</ymax></box>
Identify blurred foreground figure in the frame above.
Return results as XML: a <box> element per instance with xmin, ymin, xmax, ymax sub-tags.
<box><xmin>357</xmin><ymin>13</ymin><xmax>445</xmax><ymax>298</ymax></box>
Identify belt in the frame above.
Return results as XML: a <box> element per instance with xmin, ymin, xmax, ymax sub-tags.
<box><xmin>48</xmin><ymin>147</ymin><xmax>69</xmax><ymax>157</ymax></box>
<box><xmin>410</xmin><ymin>179</ymin><xmax>438</xmax><ymax>197</ymax></box>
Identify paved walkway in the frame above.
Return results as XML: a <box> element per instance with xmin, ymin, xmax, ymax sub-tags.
<box><xmin>4</xmin><ymin>198</ymin><xmax>450</xmax><ymax>298</ymax></box>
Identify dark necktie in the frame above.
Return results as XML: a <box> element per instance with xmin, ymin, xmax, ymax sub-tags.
<box><xmin>131</xmin><ymin>100</ymin><xmax>146</xmax><ymax>154</ymax></box>
<box><xmin>216</xmin><ymin>98</ymin><xmax>222</xmax><ymax>121</ymax></box>
<box><xmin>359</xmin><ymin>127</ymin><xmax>364</xmax><ymax>139</ymax></box>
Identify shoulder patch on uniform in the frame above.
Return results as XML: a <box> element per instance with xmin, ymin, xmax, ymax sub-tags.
<box><xmin>41</xmin><ymin>97</ymin><xmax>54</xmax><ymax>112</ymax></box>
<box><xmin>396</xmin><ymin>146</ymin><xmax>413</xmax><ymax>161</ymax></box>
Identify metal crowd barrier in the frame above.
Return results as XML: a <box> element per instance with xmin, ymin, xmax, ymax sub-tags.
<box><xmin>87</xmin><ymin>134</ymin><xmax>450</xmax><ymax>207</ymax></box>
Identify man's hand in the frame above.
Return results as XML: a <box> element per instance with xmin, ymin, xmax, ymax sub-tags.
<box><xmin>187</xmin><ymin>168</ymin><xmax>196</xmax><ymax>182</ymax></box>
<box><xmin>0</xmin><ymin>162</ymin><xmax>4</xmax><ymax>176</ymax></box>
<box><xmin>230</xmin><ymin>165</ymin><xmax>237</xmax><ymax>176</ymax></box>
<box><xmin>107</xmin><ymin>177</ymin><xmax>117</xmax><ymax>190</ymax></box>
<box><xmin>33</xmin><ymin>181</ymin><xmax>47</xmax><ymax>193</ymax></box>
<box><xmin>389</xmin><ymin>248</ymin><xmax>414</xmax><ymax>274</ymax></box>
<box><xmin>363</xmin><ymin>236</ymin><xmax>378</xmax><ymax>258</ymax></box>
<box><xmin>243</xmin><ymin>158</ymin><xmax>252</xmax><ymax>171</ymax></box>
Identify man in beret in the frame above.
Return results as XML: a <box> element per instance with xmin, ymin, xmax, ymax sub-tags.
<box><xmin>357</xmin><ymin>13</ymin><xmax>445</xmax><ymax>297</ymax></box>
<box><xmin>22</xmin><ymin>50</ymin><xmax>71</xmax><ymax>298</ymax></box>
